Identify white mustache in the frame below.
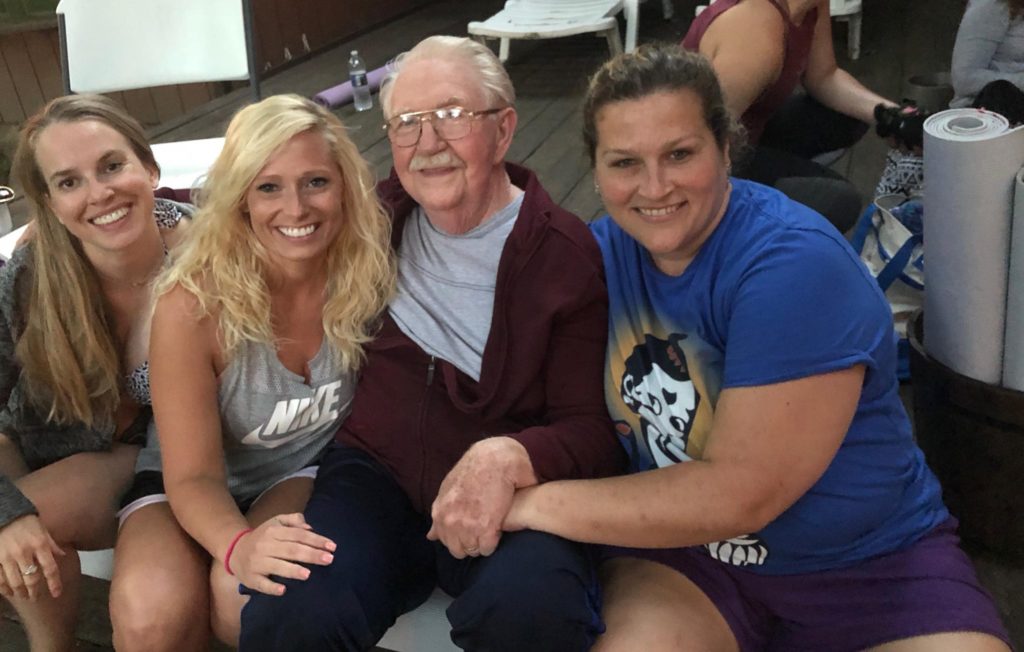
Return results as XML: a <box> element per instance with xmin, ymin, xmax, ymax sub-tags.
<box><xmin>410</xmin><ymin>151</ymin><xmax>463</xmax><ymax>171</ymax></box>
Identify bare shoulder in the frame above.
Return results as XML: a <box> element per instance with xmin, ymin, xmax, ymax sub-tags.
<box><xmin>150</xmin><ymin>282</ymin><xmax>227</xmax><ymax>376</ymax></box>
<box><xmin>700</xmin><ymin>0</ymin><xmax>787</xmax><ymax>109</ymax></box>
<box><xmin>703</xmin><ymin>0</ymin><xmax>786</xmax><ymax>55</ymax></box>
<box><xmin>153</xmin><ymin>283</ymin><xmax>214</xmax><ymax>342</ymax></box>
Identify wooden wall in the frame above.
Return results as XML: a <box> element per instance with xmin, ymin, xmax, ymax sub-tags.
<box><xmin>0</xmin><ymin>26</ymin><xmax>62</xmax><ymax>126</ymax></box>
<box><xmin>251</xmin><ymin>0</ymin><xmax>431</xmax><ymax>70</ymax></box>
<box><xmin>0</xmin><ymin>0</ymin><xmax>432</xmax><ymax>128</ymax></box>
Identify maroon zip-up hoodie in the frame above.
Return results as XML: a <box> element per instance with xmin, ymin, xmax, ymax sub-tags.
<box><xmin>336</xmin><ymin>163</ymin><xmax>626</xmax><ymax>513</ymax></box>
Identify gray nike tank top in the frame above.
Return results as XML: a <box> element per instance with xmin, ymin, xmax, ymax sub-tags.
<box><xmin>136</xmin><ymin>337</ymin><xmax>354</xmax><ymax>502</ymax></box>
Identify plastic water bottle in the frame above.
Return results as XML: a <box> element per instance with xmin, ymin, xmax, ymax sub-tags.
<box><xmin>348</xmin><ymin>50</ymin><xmax>372</xmax><ymax>112</ymax></box>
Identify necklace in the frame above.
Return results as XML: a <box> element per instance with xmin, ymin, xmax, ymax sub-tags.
<box><xmin>128</xmin><ymin>239</ymin><xmax>168</xmax><ymax>288</ymax></box>
<box><xmin>98</xmin><ymin>202</ymin><xmax>182</xmax><ymax>288</ymax></box>
<box><xmin>98</xmin><ymin>233</ymin><xmax>168</xmax><ymax>289</ymax></box>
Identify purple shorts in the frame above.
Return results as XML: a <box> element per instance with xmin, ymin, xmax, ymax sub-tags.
<box><xmin>603</xmin><ymin>519</ymin><xmax>1011</xmax><ymax>651</ymax></box>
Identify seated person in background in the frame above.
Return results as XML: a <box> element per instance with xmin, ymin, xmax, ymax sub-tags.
<box><xmin>683</xmin><ymin>0</ymin><xmax>914</xmax><ymax>231</ymax></box>
<box><xmin>502</xmin><ymin>44</ymin><xmax>1011</xmax><ymax>652</ymax></box>
<box><xmin>952</xmin><ymin>0</ymin><xmax>1024</xmax><ymax>125</ymax></box>
<box><xmin>108</xmin><ymin>95</ymin><xmax>395</xmax><ymax>651</ymax></box>
<box><xmin>240</xmin><ymin>36</ymin><xmax>624</xmax><ymax>652</ymax></box>
<box><xmin>0</xmin><ymin>94</ymin><xmax>191</xmax><ymax>651</ymax></box>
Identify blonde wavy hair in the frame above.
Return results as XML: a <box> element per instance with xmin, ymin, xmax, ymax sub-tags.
<box><xmin>12</xmin><ymin>94</ymin><xmax>159</xmax><ymax>429</ymax></box>
<box><xmin>155</xmin><ymin>94</ymin><xmax>394</xmax><ymax>370</ymax></box>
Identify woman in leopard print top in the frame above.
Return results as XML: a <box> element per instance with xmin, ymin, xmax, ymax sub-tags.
<box><xmin>0</xmin><ymin>95</ymin><xmax>192</xmax><ymax>649</ymax></box>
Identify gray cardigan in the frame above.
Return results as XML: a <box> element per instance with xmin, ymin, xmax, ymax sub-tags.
<box><xmin>0</xmin><ymin>199</ymin><xmax>190</xmax><ymax>528</ymax></box>
<box><xmin>951</xmin><ymin>0</ymin><xmax>1024</xmax><ymax>107</ymax></box>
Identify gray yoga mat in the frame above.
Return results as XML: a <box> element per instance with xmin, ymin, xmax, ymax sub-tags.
<box><xmin>923</xmin><ymin>109</ymin><xmax>1024</xmax><ymax>384</ymax></box>
<box><xmin>1003</xmin><ymin>167</ymin><xmax>1024</xmax><ymax>390</ymax></box>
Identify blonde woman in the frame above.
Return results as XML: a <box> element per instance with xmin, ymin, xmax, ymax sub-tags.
<box><xmin>0</xmin><ymin>95</ymin><xmax>191</xmax><ymax>651</ymax></box>
<box><xmin>109</xmin><ymin>94</ymin><xmax>394</xmax><ymax>650</ymax></box>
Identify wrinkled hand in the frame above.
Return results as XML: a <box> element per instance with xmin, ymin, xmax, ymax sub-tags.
<box><xmin>228</xmin><ymin>513</ymin><xmax>335</xmax><ymax>596</ymax></box>
<box><xmin>427</xmin><ymin>438</ymin><xmax>535</xmax><ymax>559</ymax></box>
<box><xmin>0</xmin><ymin>514</ymin><xmax>64</xmax><ymax>601</ymax></box>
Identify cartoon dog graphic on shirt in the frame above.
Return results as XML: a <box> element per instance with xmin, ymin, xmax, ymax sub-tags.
<box><xmin>618</xmin><ymin>333</ymin><xmax>770</xmax><ymax>567</ymax></box>
<box><xmin>619</xmin><ymin>333</ymin><xmax>700</xmax><ymax>466</ymax></box>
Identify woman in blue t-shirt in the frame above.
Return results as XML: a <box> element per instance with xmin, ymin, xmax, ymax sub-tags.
<box><xmin>501</xmin><ymin>44</ymin><xmax>1010</xmax><ymax>652</ymax></box>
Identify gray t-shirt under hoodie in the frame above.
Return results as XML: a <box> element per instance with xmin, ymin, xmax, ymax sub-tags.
<box><xmin>389</xmin><ymin>194</ymin><xmax>524</xmax><ymax>381</ymax></box>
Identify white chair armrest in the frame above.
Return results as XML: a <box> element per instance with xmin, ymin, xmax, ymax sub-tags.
<box><xmin>151</xmin><ymin>137</ymin><xmax>226</xmax><ymax>191</ymax></box>
<box><xmin>0</xmin><ymin>225</ymin><xmax>27</xmax><ymax>261</ymax></box>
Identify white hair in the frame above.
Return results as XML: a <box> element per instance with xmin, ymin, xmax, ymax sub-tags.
<box><xmin>380</xmin><ymin>35</ymin><xmax>515</xmax><ymax>116</ymax></box>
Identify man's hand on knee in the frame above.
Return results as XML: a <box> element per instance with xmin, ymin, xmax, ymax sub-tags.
<box><xmin>427</xmin><ymin>437</ymin><xmax>537</xmax><ymax>559</ymax></box>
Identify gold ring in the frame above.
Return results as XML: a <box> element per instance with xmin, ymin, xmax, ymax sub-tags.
<box><xmin>21</xmin><ymin>564</ymin><xmax>38</xmax><ymax>576</ymax></box>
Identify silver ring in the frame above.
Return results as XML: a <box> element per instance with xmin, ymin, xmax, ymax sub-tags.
<box><xmin>465</xmin><ymin>547</ymin><xmax>479</xmax><ymax>555</ymax></box>
<box><xmin>21</xmin><ymin>564</ymin><xmax>38</xmax><ymax>576</ymax></box>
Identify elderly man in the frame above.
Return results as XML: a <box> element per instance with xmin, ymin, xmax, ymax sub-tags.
<box><xmin>239</xmin><ymin>36</ymin><xmax>623</xmax><ymax>651</ymax></box>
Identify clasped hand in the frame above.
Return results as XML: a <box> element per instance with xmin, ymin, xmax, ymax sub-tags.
<box><xmin>228</xmin><ymin>512</ymin><xmax>335</xmax><ymax>596</ymax></box>
<box><xmin>427</xmin><ymin>438</ymin><xmax>529</xmax><ymax>559</ymax></box>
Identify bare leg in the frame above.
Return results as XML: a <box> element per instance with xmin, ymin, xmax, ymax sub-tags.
<box><xmin>110</xmin><ymin>503</ymin><xmax>211</xmax><ymax>652</ymax></box>
<box><xmin>14</xmin><ymin>444</ymin><xmax>137</xmax><ymax>548</ymax></box>
<box><xmin>593</xmin><ymin>557</ymin><xmax>739</xmax><ymax>652</ymax></box>
<box><xmin>4</xmin><ymin>445</ymin><xmax>137</xmax><ymax>652</ymax></box>
<box><xmin>210</xmin><ymin>477</ymin><xmax>315</xmax><ymax>647</ymax></box>
<box><xmin>867</xmin><ymin>632</ymin><xmax>1010</xmax><ymax>652</ymax></box>
<box><xmin>9</xmin><ymin>551</ymin><xmax>81</xmax><ymax>652</ymax></box>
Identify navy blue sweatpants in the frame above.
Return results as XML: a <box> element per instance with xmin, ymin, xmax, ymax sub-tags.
<box><xmin>238</xmin><ymin>445</ymin><xmax>604</xmax><ymax>651</ymax></box>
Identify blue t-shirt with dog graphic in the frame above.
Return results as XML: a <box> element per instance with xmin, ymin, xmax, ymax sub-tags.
<box><xmin>590</xmin><ymin>179</ymin><xmax>948</xmax><ymax>575</ymax></box>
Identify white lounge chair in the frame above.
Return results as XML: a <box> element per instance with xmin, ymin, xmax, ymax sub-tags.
<box><xmin>468</xmin><ymin>0</ymin><xmax>629</xmax><ymax>62</ymax></box>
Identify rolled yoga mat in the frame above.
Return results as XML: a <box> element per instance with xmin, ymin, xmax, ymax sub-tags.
<box><xmin>312</xmin><ymin>65</ymin><xmax>391</xmax><ymax>108</ymax></box>
<box><xmin>923</xmin><ymin>109</ymin><xmax>1024</xmax><ymax>384</ymax></box>
<box><xmin>1002</xmin><ymin>167</ymin><xmax>1024</xmax><ymax>390</ymax></box>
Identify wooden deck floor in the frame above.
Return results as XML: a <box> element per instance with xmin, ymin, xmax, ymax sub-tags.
<box><xmin>6</xmin><ymin>0</ymin><xmax>1024</xmax><ymax>649</ymax></box>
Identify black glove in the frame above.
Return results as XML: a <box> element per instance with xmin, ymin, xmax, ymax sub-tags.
<box><xmin>875</xmin><ymin>101</ymin><xmax>929</xmax><ymax>151</ymax></box>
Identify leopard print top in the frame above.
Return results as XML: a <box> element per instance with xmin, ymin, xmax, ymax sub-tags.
<box><xmin>122</xmin><ymin>199</ymin><xmax>188</xmax><ymax>406</ymax></box>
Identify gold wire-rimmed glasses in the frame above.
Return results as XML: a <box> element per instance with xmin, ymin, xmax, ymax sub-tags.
<box><xmin>382</xmin><ymin>105</ymin><xmax>506</xmax><ymax>147</ymax></box>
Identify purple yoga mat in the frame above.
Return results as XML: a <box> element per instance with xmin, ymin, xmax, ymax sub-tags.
<box><xmin>312</xmin><ymin>65</ymin><xmax>391</xmax><ymax>108</ymax></box>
